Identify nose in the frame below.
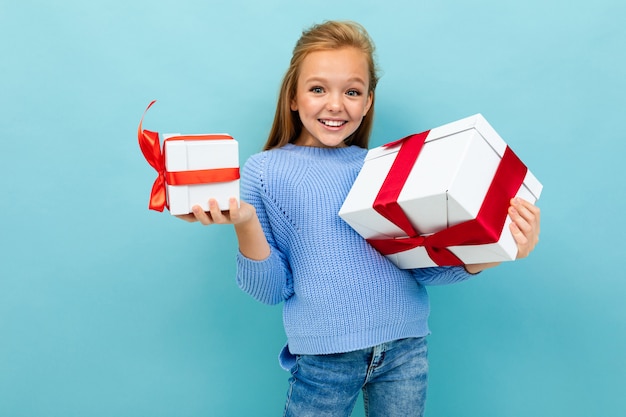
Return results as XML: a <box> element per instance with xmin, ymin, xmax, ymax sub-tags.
<box><xmin>326</xmin><ymin>92</ymin><xmax>343</xmax><ymax>112</ymax></box>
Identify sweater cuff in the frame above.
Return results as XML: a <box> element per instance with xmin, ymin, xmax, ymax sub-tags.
<box><xmin>236</xmin><ymin>248</ymin><xmax>286</xmax><ymax>305</ymax></box>
<box><xmin>236</xmin><ymin>249</ymin><xmax>273</xmax><ymax>271</ymax></box>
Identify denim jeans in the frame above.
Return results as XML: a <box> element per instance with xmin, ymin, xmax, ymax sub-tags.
<box><xmin>282</xmin><ymin>337</ymin><xmax>429</xmax><ymax>417</ymax></box>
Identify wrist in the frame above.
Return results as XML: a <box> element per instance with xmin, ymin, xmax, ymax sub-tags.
<box><xmin>464</xmin><ymin>262</ymin><xmax>501</xmax><ymax>274</ymax></box>
<box><xmin>233</xmin><ymin>205</ymin><xmax>257</xmax><ymax>230</ymax></box>
<box><xmin>463</xmin><ymin>265</ymin><xmax>482</xmax><ymax>275</ymax></box>
<box><xmin>233</xmin><ymin>208</ymin><xmax>270</xmax><ymax>261</ymax></box>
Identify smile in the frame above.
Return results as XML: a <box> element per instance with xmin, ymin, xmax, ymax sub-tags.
<box><xmin>319</xmin><ymin>119</ymin><xmax>347</xmax><ymax>127</ymax></box>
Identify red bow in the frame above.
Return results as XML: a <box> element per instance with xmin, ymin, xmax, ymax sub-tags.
<box><xmin>138</xmin><ymin>100</ymin><xmax>167</xmax><ymax>211</ymax></box>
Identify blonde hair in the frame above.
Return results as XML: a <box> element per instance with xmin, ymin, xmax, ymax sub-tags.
<box><xmin>263</xmin><ymin>20</ymin><xmax>379</xmax><ymax>151</ymax></box>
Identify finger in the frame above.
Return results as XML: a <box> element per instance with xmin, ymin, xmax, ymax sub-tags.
<box><xmin>192</xmin><ymin>205</ymin><xmax>214</xmax><ymax>226</ymax></box>
<box><xmin>509</xmin><ymin>198</ymin><xmax>539</xmax><ymax>234</ymax></box>
<box><xmin>208</xmin><ymin>198</ymin><xmax>229</xmax><ymax>224</ymax></box>
<box><xmin>508</xmin><ymin>199</ymin><xmax>540</xmax><ymax>258</ymax></box>
<box><xmin>228</xmin><ymin>197</ymin><xmax>240</xmax><ymax>223</ymax></box>
<box><xmin>509</xmin><ymin>222</ymin><xmax>530</xmax><ymax>258</ymax></box>
<box><xmin>511</xmin><ymin>198</ymin><xmax>541</xmax><ymax>225</ymax></box>
<box><xmin>508</xmin><ymin>205</ymin><xmax>532</xmax><ymax>236</ymax></box>
<box><xmin>511</xmin><ymin>208</ymin><xmax>539</xmax><ymax>247</ymax></box>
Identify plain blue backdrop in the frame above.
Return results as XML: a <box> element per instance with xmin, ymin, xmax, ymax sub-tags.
<box><xmin>1</xmin><ymin>0</ymin><xmax>625</xmax><ymax>416</ymax></box>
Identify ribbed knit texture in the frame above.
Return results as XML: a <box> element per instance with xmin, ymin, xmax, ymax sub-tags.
<box><xmin>236</xmin><ymin>144</ymin><xmax>473</xmax><ymax>355</ymax></box>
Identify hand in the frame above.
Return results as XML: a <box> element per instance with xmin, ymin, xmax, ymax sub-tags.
<box><xmin>176</xmin><ymin>198</ymin><xmax>256</xmax><ymax>226</ymax></box>
<box><xmin>464</xmin><ymin>197</ymin><xmax>541</xmax><ymax>274</ymax></box>
<box><xmin>508</xmin><ymin>197</ymin><xmax>541</xmax><ymax>259</ymax></box>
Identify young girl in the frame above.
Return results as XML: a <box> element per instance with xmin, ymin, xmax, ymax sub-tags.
<box><xmin>180</xmin><ymin>20</ymin><xmax>540</xmax><ymax>417</ymax></box>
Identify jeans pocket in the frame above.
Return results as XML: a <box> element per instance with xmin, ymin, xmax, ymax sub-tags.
<box><xmin>279</xmin><ymin>343</ymin><xmax>298</xmax><ymax>372</ymax></box>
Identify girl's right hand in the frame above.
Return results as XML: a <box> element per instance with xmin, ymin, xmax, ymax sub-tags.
<box><xmin>177</xmin><ymin>198</ymin><xmax>256</xmax><ymax>226</ymax></box>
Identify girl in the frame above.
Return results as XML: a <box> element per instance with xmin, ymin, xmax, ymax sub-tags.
<box><xmin>180</xmin><ymin>20</ymin><xmax>540</xmax><ymax>417</ymax></box>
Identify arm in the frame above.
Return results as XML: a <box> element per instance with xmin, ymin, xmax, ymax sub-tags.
<box><xmin>464</xmin><ymin>197</ymin><xmax>541</xmax><ymax>274</ymax></box>
<box><xmin>179</xmin><ymin>199</ymin><xmax>289</xmax><ymax>304</ymax></box>
<box><xmin>177</xmin><ymin>153</ymin><xmax>293</xmax><ymax>305</ymax></box>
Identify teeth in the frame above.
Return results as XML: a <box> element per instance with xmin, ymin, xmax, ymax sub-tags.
<box><xmin>321</xmin><ymin>120</ymin><xmax>345</xmax><ymax>127</ymax></box>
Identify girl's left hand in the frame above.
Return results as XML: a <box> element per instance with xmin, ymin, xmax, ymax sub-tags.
<box><xmin>508</xmin><ymin>197</ymin><xmax>541</xmax><ymax>259</ymax></box>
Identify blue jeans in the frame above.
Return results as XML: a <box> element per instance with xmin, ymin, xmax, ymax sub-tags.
<box><xmin>283</xmin><ymin>337</ymin><xmax>429</xmax><ymax>417</ymax></box>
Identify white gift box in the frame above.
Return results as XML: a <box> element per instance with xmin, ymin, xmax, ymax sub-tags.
<box><xmin>163</xmin><ymin>134</ymin><xmax>239</xmax><ymax>215</ymax></box>
<box><xmin>339</xmin><ymin>114</ymin><xmax>543</xmax><ymax>268</ymax></box>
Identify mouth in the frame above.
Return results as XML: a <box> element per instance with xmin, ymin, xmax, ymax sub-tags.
<box><xmin>319</xmin><ymin>119</ymin><xmax>347</xmax><ymax>128</ymax></box>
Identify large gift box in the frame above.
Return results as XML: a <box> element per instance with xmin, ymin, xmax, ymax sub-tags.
<box><xmin>138</xmin><ymin>101</ymin><xmax>240</xmax><ymax>215</ymax></box>
<box><xmin>339</xmin><ymin>114</ymin><xmax>543</xmax><ymax>268</ymax></box>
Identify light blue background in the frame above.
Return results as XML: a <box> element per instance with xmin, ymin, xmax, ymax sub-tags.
<box><xmin>1</xmin><ymin>0</ymin><xmax>624</xmax><ymax>416</ymax></box>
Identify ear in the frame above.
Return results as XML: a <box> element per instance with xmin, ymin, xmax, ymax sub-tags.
<box><xmin>290</xmin><ymin>98</ymin><xmax>298</xmax><ymax>111</ymax></box>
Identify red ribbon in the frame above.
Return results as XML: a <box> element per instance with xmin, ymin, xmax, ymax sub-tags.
<box><xmin>366</xmin><ymin>131</ymin><xmax>527</xmax><ymax>266</ymax></box>
<box><xmin>137</xmin><ymin>100</ymin><xmax>240</xmax><ymax>212</ymax></box>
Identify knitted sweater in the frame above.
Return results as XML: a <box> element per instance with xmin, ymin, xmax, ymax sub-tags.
<box><xmin>236</xmin><ymin>144</ymin><xmax>473</xmax><ymax>355</ymax></box>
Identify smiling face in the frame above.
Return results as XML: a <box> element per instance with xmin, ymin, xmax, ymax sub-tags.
<box><xmin>290</xmin><ymin>47</ymin><xmax>373</xmax><ymax>148</ymax></box>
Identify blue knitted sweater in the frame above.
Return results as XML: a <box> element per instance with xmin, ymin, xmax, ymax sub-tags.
<box><xmin>236</xmin><ymin>144</ymin><xmax>473</xmax><ymax>356</ymax></box>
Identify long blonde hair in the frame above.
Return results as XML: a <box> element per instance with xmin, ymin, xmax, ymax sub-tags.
<box><xmin>263</xmin><ymin>20</ymin><xmax>379</xmax><ymax>151</ymax></box>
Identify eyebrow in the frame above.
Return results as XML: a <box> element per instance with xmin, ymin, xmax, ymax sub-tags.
<box><xmin>303</xmin><ymin>76</ymin><xmax>368</xmax><ymax>85</ymax></box>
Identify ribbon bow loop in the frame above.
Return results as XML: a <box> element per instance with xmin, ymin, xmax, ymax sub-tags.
<box><xmin>138</xmin><ymin>100</ymin><xmax>168</xmax><ymax>212</ymax></box>
<box><xmin>367</xmin><ymin>234</ymin><xmax>464</xmax><ymax>266</ymax></box>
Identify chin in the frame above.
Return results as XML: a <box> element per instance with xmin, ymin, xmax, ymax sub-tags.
<box><xmin>320</xmin><ymin>139</ymin><xmax>349</xmax><ymax>148</ymax></box>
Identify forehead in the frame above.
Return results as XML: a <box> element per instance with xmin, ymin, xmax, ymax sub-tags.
<box><xmin>298</xmin><ymin>47</ymin><xmax>370</xmax><ymax>83</ymax></box>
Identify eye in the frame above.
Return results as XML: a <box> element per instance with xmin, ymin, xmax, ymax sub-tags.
<box><xmin>346</xmin><ymin>89</ymin><xmax>361</xmax><ymax>97</ymax></box>
<box><xmin>310</xmin><ymin>86</ymin><xmax>324</xmax><ymax>94</ymax></box>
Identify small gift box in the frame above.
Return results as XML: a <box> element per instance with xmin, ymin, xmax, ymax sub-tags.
<box><xmin>138</xmin><ymin>101</ymin><xmax>240</xmax><ymax>215</ymax></box>
<box><xmin>339</xmin><ymin>114</ymin><xmax>543</xmax><ymax>268</ymax></box>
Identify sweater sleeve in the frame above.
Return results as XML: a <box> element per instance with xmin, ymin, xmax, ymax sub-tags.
<box><xmin>411</xmin><ymin>265</ymin><xmax>476</xmax><ymax>286</ymax></box>
<box><xmin>236</xmin><ymin>248</ymin><xmax>293</xmax><ymax>305</ymax></box>
<box><xmin>234</xmin><ymin>153</ymin><xmax>294</xmax><ymax>305</ymax></box>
